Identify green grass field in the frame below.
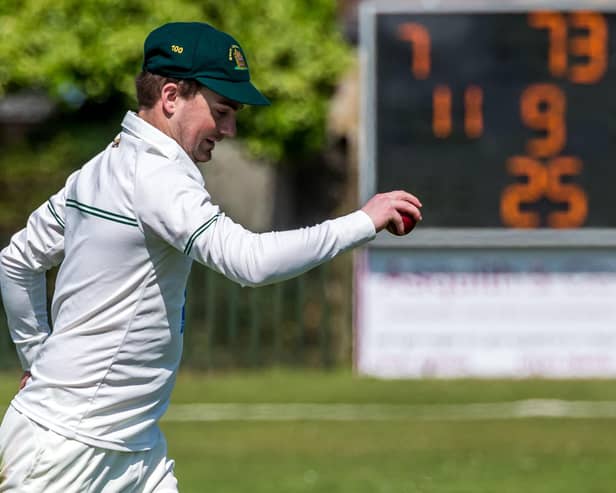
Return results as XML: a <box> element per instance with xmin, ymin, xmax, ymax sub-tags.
<box><xmin>2</xmin><ymin>370</ymin><xmax>616</xmax><ymax>492</ymax></box>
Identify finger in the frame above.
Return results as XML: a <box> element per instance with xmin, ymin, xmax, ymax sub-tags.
<box><xmin>387</xmin><ymin>208</ymin><xmax>419</xmax><ymax>235</ymax></box>
<box><xmin>392</xmin><ymin>199</ymin><xmax>422</xmax><ymax>222</ymax></box>
<box><xmin>385</xmin><ymin>212</ymin><xmax>403</xmax><ymax>235</ymax></box>
<box><xmin>389</xmin><ymin>190</ymin><xmax>422</xmax><ymax>208</ymax></box>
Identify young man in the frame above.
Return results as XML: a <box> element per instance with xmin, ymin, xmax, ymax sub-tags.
<box><xmin>0</xmin><ymin>22</ymin><xmax>421</xmax><ymax>491</ymax></box>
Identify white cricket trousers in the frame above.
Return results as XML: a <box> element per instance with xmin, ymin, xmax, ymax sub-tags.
<box><xmin>0</xmin><ymin>406</ymin><xmax>178</xmax><ymax>492</ymax></box>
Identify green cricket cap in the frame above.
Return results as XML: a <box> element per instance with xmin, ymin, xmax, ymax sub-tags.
<box><xmin>143</xmin><ymin>22</ymin><xmax>270</xmax><ymax>106</ymax></box>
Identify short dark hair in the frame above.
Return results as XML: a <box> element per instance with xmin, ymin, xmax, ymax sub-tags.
<box><xmin>135</xmin><ymin>71</ymin><xmax>201</xmax><ymax>109</ymax></box>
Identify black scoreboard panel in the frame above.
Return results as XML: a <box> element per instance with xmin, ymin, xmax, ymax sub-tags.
<box><xmin>375</xmin><ymin>11</ymin><xmax>616</xmax><ymax>228</ymax></box>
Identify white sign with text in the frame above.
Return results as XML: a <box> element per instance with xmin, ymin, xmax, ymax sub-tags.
<box><xmin>356</xmin><ymin>272</ymin><xmax>616</xmax><ymax>377</ymax></box>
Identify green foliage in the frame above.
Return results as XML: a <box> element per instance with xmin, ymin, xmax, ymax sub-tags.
<box><xmin>0</xmin><ymin>114</ymin><xmax>121</xmax><ymax>235</ymax></box>
<box><xmin>0</xmin><ymin>0</ymin><xmax>351</xmax><ymax>161</ymax></box>
<box><xmin>0</xmin><ymin>136</ymin><xmax>76</xmax><ymax>229</ymax></box>
<box><xmin>206</xmin><ymin>0</ymin><xmax>352</xmax><ymax>160</ymax></box>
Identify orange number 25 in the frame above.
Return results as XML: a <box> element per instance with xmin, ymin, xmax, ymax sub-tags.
<box><xmin>500</xmin><ymin>156</ymin><xmax>588</xmax><ymax>228</ymax></box>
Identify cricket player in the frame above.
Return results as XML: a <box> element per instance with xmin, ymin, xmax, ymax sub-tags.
<box><xmin>0</xmin><ymin>22</ymin><xmax>421</xmax><ymax>492</ymax></box>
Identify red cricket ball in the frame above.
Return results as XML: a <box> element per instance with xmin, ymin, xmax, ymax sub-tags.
<box><xmin>401</xmin><ymin>213</ymin><xmax>416</xmax><ymax>234</ymax></box>
<box><xmin>387</xmin><ymin>212</ymin><xmax>416</xmax><ymax>236</ymax></box>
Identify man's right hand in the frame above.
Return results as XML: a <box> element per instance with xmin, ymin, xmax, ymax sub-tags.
<box><xmin>361</xmin><ymin>190</ymin><xmax>422</xmax><ymax>235</ymax></box>
<box><xmin>19</xmin><ymin>371</ymin><xmax>31</xmax><ymax>390</ymax></box>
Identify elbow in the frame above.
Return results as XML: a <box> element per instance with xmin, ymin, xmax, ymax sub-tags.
<box><xmin>0</xmin><ymin>247</ymin><xmax>21</xmax><ymax>280</ymax></box>
<box><xmin>239</xmin><ymin>270</ymin><xmax>277</xmax><ymax>288</ymax></box>
<box><xmin>0</xmin><ymin>248</ymin><xmax>9</xmax><ymax>280</ymax></box>
<box><xmin>235</xmin><ymin>254</ymin><xmax>286</xmax><ymax>288</ymax></box>
<box><xmin>0</xmin><ymin>247</ymin><xmax>7</xmax><ymax>268</ymax></box>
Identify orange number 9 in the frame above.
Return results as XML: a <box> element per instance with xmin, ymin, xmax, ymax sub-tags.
<box><xmin>520</xmin><ymin>84</ymin><xmax>566</xmax><ymax>158</ymax></box>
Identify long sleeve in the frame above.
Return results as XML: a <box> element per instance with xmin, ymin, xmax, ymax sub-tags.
<box><xmin>134</xmin><ymin>156</ymin><xmax>376</xmax><ymax>287</ymax></box>
<box><xmin>0</xmin><ymin>186</ymin><xmax>68</xmax><ymax>369</ymax></box>
<box><xmin>193</xmin><ymin>209</ymin><xmax>375</xmax><ymax>287</ymax></box>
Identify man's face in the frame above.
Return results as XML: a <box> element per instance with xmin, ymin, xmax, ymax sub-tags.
<box><xmin>169</xmin><ymin>86</ymin><xmax>242</xmax><ymax>163</ymax></box>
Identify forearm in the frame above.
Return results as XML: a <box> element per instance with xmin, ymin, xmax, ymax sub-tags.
<box><xmin>0</xmin><ymin>251</ymin><xmax>51</xmax><ymax>370</ymax></box>
<box><xmin>0</xmin><ymin>188</ymin><xmax>67</xmax><ymax>370</ymax></box>
<box><xmin>198</xmin><ymin>210</ymin><xmax>376</xmax><ymax>287</ymax></box>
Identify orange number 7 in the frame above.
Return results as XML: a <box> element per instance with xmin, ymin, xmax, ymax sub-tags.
<box><xmin>398</xmin><ymin>22</ymin><xmax>431</xmax><ymax>79</ymax></box>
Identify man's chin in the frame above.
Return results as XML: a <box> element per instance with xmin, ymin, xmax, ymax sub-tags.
<box><xmin>195</xmin><ymin>150</ymin><xmax>213</xmax><ymax>164</ymax></box>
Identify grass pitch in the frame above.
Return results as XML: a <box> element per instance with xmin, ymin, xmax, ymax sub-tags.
<box><xmin>2</xmin><ymin>370</ymin><xmax>616</xmax><ymax>492</ymax></box>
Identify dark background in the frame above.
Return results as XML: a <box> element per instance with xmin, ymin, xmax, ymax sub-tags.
<box><xmin>376</xmin><ymin>12</ymin><xmax>616</xmax><ymax>228</ymax></box>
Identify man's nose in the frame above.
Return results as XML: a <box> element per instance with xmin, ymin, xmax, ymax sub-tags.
<box><xmin>219</xmin><ymin>116</ymin><xmax>237</xmax><ymax>138</ymax></box>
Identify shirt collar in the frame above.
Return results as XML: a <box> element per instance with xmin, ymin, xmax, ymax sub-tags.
<box><xmin>121</xmin><ymin>111</ymin><xmax>192</xmax><ymax>164</ymax></box>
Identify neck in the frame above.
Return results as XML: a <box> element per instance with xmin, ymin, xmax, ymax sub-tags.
<box><xmin>137</xmin><ymin>106</ymin><xmax>173</xmax><ymax>139</ymax></box>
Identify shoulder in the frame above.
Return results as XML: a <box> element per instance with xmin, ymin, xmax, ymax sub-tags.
<box><xmin>132</xmin><ymin>144</ymin><xmax>202</xmax><ymax>187</ymax></box>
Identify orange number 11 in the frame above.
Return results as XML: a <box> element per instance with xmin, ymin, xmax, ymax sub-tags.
<box><xmin>432</xmin><ymin>85</ymin><xmax>484</xmax><ymax>139</ymax></box>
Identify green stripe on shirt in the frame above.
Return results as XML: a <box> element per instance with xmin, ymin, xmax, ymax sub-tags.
<box><xmin>184</xmin><ymin>215</ymin><xmax>220</xmax><ymax>255</ymax></box>
<box><xmin>47</xmin><ymin>201</ymin><xmax>65</xmax><ymax>228</ymax></box>
<box><xmin>66</xmin><ymin>199</ymin><xmax>138</xmax><ymax>227</ymax></box>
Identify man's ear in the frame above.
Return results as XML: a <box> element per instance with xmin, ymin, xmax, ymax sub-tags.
<box><xmin>160</xmin><ymin>82</ymin><xmax>179</xmax><ymax>116</ymax></box>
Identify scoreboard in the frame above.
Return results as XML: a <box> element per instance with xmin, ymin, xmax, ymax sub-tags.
<box><xmin>355</xmin><ymin>0</ymin><xmax>616</xmax><ymax>378</ymax></box>
<box><xmin>360</xmin><ymin>0</ymin><xmax>616</xmax><ymax>245</ymax></box>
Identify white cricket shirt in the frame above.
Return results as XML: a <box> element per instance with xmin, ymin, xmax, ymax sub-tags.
<box><xmin>0</xmin><ymin>111</ymin><xmax>376</xmax><ymax>451</ymax></box>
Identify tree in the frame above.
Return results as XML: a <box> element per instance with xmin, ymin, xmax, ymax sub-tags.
<box><xmin>0</xmin><ymin>0</ymin><xmax>350</xmax><ymax>161</ymax></box>
<box><xmin>0</xmin><ymin>1</ymin><xmax>356</xmax><ymax>368</ymax></box>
